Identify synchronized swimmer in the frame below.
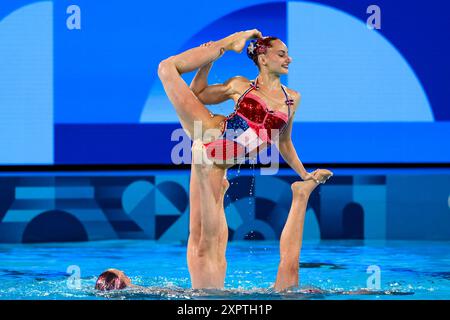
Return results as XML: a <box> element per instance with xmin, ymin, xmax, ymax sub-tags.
<box><xmin>96</xmin><ymin>29</ymin><xmax>333</xmax><ymax>293</ymax></box>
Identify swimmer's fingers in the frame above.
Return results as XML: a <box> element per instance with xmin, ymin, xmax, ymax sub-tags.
<box><xmin>312</xmin><ymin>169</ymin><xmax>334</xmax><ymax>184</ymax></box>
<box><xmin>313</xmin><ymin>170</ymin><xmax>323</xmax><ymax>184</ymax></box>
<box><xmin>302</xmin><ymin>173</ymin><xmax>318</xmax><ymax>183</ymax></box>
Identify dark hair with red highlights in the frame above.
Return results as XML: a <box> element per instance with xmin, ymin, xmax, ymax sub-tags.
<box><xmin>95</xmin><ymin>270</ymin><xmax>128</xmax><ymax>291</ymax></box>
<box><xmin>246</xmin><ymin>36</ymin><xmax>279</xmax><ymax>68</ymax></box>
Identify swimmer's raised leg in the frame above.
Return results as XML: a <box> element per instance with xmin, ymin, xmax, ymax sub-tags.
<box><xmin>274</xmin><ymin>170</ymin><xmax>332</xmax><ymax>292</ymax></box>
<box><xmin>157</xmin><ymin>30</ymin><xmax>261</xmax><ymax>139</ymax></box>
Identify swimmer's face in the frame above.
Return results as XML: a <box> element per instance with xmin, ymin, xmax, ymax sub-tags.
<box><xmin>258</xmin><ymin>39</ymin><xmax>292</xmax><ymax>75</ymax></box>
<box><xmin>95</xmin><ymin>268</ymin><xmax>131</xmax><ymax>291</ymax></box>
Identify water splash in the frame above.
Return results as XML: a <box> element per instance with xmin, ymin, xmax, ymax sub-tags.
<box><xmin>248</xmin><ymin>160</ymin><xmax>255</xmax><ymax>194</ymax></box>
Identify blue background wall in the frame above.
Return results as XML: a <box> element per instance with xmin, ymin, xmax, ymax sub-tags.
<box><xmin>1</xmin><ymin>1</ymin><xmax>449</xmax><ymax>243</ymax></box>
<box><xmin>0</xmin><ymin>170</ymin><xmax>449</xmax><ymax>243</ymax></box>
<box><xmin>0</xmin><ymin>0</ymin><xmax>449</xmax><ymax>165</ymax></box>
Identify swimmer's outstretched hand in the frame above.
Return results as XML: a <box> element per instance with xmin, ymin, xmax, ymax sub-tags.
<box><xmin>302</xmin><ymin>169</ymin><xmax>333</xmax><ymax>184</ymax></box>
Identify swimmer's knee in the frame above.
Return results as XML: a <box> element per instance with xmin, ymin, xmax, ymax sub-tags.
<box><xmin>197</xmin><ymin>234</ymin><xmax>221</xmax><ymax>257</ymax></box>
<box><xmin>157</xmin><ymin>57</ymin><xmax>177</xmax><ymax>80</ymax></box>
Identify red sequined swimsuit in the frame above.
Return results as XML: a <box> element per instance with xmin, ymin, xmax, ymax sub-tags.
<box><xmin>204</xmin><ymin>79</ymin><xmax>294</xmax><ymax>162</ymax></box>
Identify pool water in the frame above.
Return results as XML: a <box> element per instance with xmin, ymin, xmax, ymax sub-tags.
<box><xmin>0</xmin><ymin>240</ymin><xmax>448</xmax><ymax>300</ymax></box>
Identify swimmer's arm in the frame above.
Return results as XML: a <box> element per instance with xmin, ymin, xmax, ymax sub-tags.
<box><xmin>190</xmin><ymin>66</ymin><xmax>244</xmax><ymax>105</ymax></box>
<box><xmin>190</xmin><ymin>62</ymin><xmax>213</xmax><ymax>98</ymax></box>
<box><xmin>278</xmin><ymin>92</ymin><xmax>308</xmax><ymax>180</ymax></box>
<box><xmin>278</xmin><ymin>132</ymin><xmax>308</xmax><ymax>180</ymax></box>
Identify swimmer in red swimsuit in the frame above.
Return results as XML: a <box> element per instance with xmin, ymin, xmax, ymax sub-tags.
<box><xmin>203</xmin><ymin>76</ymin><xmax>293</xmax><ymax>163</ymax></box>
<box><xmin>157</xmin><ymin>30</ymin><xmax>333</xmax><ymax>289</ymax></box>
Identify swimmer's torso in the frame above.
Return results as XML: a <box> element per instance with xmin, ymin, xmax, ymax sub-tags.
<box><xmin>203</xmin><ymin>78</ymin><xmax>294</xmax><ymax>165</ymax></box>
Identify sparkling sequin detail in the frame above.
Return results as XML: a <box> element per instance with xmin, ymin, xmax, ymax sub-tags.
<box><xmin>204</xmin><ymin>79</ymin><xmax>293</xmax><ymax>161</ymax></box>
<box><xmin>226</xmin><ymin>114</ymin><xmax>250</xmax><ymax>131</ymax></box>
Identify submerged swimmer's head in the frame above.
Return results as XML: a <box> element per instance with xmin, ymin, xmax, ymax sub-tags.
<box><xmin>247</xmin><ymin>37</ymin><xmax>292</xmax><ymax>75</ymax></box>
<box><xmin>95</xmin><ymin>269</ymin><xmax>131</xmax><ymax>291</ymax></box>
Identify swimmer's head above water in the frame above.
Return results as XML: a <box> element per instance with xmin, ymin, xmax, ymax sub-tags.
<box><xmin>247</xmin><ymin>37</ymin><xmax>292</xmax><ymax>74</ymax></box>
<box><xmin>95</xmin><ymin>269</ymin><xmax>132</xmax><ymax>291</ymax></box>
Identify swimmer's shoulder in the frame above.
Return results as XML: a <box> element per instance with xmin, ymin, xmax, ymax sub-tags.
<box><xmin>283</xmin><ymin>86</ymin><xmax>301</xmax><ymax>101</ymax></box>
<box><xmin>226</xmin><ymin>76</ymin><xmax>251</xmax><ymax>88</ymax></box>
<box><xmin>226</xmin><ymin>76</ymin><xmax>252</xmax><ymax>100</ymax></box>
<box><xmin>283</xmin><ymin>85</ymin><xmax>302</xmax><ymax>109</ymax></box>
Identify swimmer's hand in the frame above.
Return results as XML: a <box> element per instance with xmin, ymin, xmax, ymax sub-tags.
<box><xmin>301</xmin><ymin>171</ymin><xmax>318</xmax><ymax>183</ymax></box>
<box><xmin>302</xmin><ymin>169</ymin><xmax>333</xmax><ymax>184</ymax></box>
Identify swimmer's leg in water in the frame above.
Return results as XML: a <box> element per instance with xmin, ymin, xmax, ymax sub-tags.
<box><xmin>187</xmin><ymin>141</ymin><xmax>229</xmax><ymax>289</ymax></box>
<box><xmin>273</xmin><ymin>179</ymin><xmax>322</xmax><ymax>292</ymax></box>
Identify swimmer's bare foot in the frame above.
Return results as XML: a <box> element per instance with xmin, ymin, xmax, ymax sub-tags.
<box><xmin>291</xmin><ymin>180</ymin><xmax>316</xmax><ymax>199</ymax></box>
<box><xmin>221</xmin><ymin>29</ymin><xmax>263</xmax><ymax>53</ymax></box>
<box><xmin>291</xmin><ymin>181</ymin><xmax>304</xmax><ymax>193</ymax></box>
<box><xmin>291</xmin><ymin>169</ymin><xmax>333</xmax><ymax>198</ymax></box>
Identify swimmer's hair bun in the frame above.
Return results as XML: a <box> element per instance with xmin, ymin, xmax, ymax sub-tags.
<box><xmin>246</xmin><ymin>36</ymin><xmax>279</xmax><ymax>65</ymax></box>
